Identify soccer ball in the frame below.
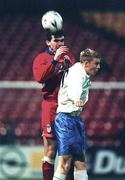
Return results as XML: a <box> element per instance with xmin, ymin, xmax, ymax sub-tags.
<box><xmin>41</xmin><ymin>11</ymin><xmax>63</xmax><ymax>32</ymax></box>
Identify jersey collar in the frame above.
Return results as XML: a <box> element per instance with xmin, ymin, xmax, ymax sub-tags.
<box><xmin>46</xmin><ymin>48</ymin><xmax>55</xmax><ymax>55</ymax></box>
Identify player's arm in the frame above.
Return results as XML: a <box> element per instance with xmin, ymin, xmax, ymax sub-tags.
<box><xmin>40</xmin><ymin>46</ymin><xmax>70</xmax><ymax>81</ymax></box>
<box><xmin>33</xmin><ymin>46</ymin><xmax>69</xmax><ymax>82</ymax></box>
<box><xmin>73</xmin><ymin>100</ymin><xmax>85</xmax><ymax>107</ymax></box>
<box><xmin>54</xmin><ymin>46</ymin><xmax>69</xmax><ymax>61</ymax></box>
<box><xmin>67</xmin><ymin>52</ymin><xmax>76</xmax><ymax>65</ymax></box>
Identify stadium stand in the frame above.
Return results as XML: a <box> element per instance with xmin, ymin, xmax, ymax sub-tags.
<box><xmin>81</xmin><ymin>12</ymin><xmax>125</xmax><ymax>38</ymax></box>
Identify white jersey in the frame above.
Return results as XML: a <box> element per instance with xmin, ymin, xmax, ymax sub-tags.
<box><xmin>57</xmin><ymin>62</ymin><xmax>91</xmax><ymax>113</ymax></box>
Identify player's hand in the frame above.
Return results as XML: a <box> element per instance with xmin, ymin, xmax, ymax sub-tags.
<box><xmin>54</xmin><ymin>46</ymin><xmax>69</xmax><ymax>61</ymax></box>
<box><xmin>74</xmin><ymin>100</ymin><xmax>85</xmax><ymax>107</ymax></box>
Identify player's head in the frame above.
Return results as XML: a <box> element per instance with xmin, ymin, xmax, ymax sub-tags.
<box><xmin>45</xmin><ymin>30</ymin><xmax>65</xmax><ymax>51</ymax></box>
<box><xmin>80</xmin><ymin>48</ymin><xmax>101</xmax><ymax>76</ymax></box>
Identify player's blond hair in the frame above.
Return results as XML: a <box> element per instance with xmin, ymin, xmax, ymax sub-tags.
<box><xmin>80</xmin><ymin>48</ymin><xmax>101</xmax><ymax>63</ymax></box>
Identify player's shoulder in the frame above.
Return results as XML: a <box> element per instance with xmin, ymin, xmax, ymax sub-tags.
<box><xmin>33</xmin><ymin>51</ymin><xmax>48</xmax><ymax>65</ymax></box>
<box><xmin>70</xmin><ymin>62</ymin><xmax>80</xmax><ymax>69</ymax></box>
<box><xmin>69</xmin><ymin>62</ymin><xmax>84</xmax><ymax>76</ymax></box>
<box><xmin>34</xmin><ymin>51</ymin><xmax>47</xmax><ymax>60</ymax></box>
<box><xmin>67</xmin><ymin>62</ymin><xmax>79</xmax><ymax>75</ymax></box>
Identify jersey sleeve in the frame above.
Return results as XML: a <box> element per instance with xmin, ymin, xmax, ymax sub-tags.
<box><xmin>68</xmin><ymin>52</ymin><xmax>76</xmax><ymax>65</ymax></box>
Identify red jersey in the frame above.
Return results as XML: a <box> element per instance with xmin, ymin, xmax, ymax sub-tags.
<box><xmin>33</xmin><ymin>48</ymin><xmax>75</xmax><ymax>138</ymax></box>
<box><xmin>33</xmin><ymin>49</ymin><xmax>75</xmax><ymax>102</ymax></box>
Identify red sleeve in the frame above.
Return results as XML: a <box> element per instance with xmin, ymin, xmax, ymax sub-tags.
<box><xmin>68</xmin><ymin>52</ymin><xmax>76</xmax><ymax>65</ymax></box>
<box><xmin>32</xmin><ymin>52</ymin><xmax>56</xmax><ymax>82</ymax></box>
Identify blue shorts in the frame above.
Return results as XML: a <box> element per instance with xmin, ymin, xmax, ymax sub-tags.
<box><xmin>54</xmin><ymin>112</ymin><xmax>87</xmax><ymax>156</ymax></box>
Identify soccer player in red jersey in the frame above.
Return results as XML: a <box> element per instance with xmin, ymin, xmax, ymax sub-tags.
<box><xmin>32</xmin><ymin>30</ymin><xmax>75</xmax><ymax>180</ymax></box>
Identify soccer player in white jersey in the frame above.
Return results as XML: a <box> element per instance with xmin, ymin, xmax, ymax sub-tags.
<box><xmin>53</xmin><ymin>48</ymin><xmax>102</xmax><ymax>180</ymax></box>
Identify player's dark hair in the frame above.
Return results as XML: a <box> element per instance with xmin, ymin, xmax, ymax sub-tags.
<box><xmin>80</xmin><ymin>48</ymin><xmax>101</xmax><ymax>63</ymax></box>
<box><xmin>45</xmin><ymin>30</ymin><xmax>64</xmax><ymax>41</ymax></box>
